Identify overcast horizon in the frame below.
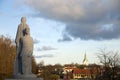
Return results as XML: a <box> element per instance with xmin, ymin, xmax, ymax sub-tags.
<box><xmin>0</xmin><ymin>0</ymin><xmax>120</xmax><ymax>65</ymax></box>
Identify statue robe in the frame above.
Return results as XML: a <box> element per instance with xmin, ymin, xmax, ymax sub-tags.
<box><xmin>14</xmin><ymin>23</ymin><xmax>29</xmax><ymax>74</ymax></box>
<box><xmin>21</xmin><ymin>35</ymin><xmax>33</xmax><ymax>74</ymax></box>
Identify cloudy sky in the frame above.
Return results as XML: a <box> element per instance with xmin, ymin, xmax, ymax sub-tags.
<box><xmin>0</xmin><ymin>0</ymin><xmax>120</xmax><ymax>65</ymax></box>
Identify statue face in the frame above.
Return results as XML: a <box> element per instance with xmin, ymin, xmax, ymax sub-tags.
<box><xmin>26</xmin><ymin>28</ymin><xmax>30</xmax><ymax>34</ymax></box>
<box><xmin>21</xmin><ymin>17</ymin><xmax>26</xmax><ymax>23</ymax></box>
<box><xmin>25</xmin><ymin>28</ymin><xmax>30</xmax><ymax>35</ymax></box>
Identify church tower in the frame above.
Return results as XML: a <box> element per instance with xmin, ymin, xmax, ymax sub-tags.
<box><xmin>83</xmin><ymin>53</ymin><xmax>88</xmax><ymax>65</ymax></box>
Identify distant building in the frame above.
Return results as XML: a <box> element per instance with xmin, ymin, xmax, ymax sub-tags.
<box><xmin>73</xmin><ymin>68</ymin><xmax>90</xmax><ymax>79</ymax></box>
<box><xmin>63</xmin><ymin>64</ymin><xmax>76</xmax><ymax>74</ymax></box>
<box><xmin>72</xmin><ymin>68</ymin><xmax>98</xmax><ymax>79</ymax></box>
<box><xmin>62</xmin><ymin>53</ymin><xmax>100</xmax><ymax>79</ymax></box>
<box><xmin>62</xmin><ymin>64</ymin><xmax>99</xmax><ymax>79</ymax></box>
<box><xmin>63</xmin><ymin>67</ymin><xmax>73</xmax><ymax>73</ymax></box>
<box><xmin>83</xmin><ymin>53</ymin><xmax>88</xmax><ymax>65</ymax></box>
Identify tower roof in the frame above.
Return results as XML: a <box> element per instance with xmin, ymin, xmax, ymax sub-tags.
<box><xmin>83</xmin><ymin>53</ymin><xmax>88</xmax><ymax>65</ymax></box>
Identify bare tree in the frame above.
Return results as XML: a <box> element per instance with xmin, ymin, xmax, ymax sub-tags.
<box><xmin>96</xmin><ymin>48</ymin><xmax>120</xmax><ymax>80</ymax></box>
<box><xmin>97</xmin><ymin>48</ymin><xmax>120</xmax><ymax>67</ymax></box>
<box><xmin>108</xmin><ymin>51</ymin><xmax>120</xmax><ymax>67</ymax></box>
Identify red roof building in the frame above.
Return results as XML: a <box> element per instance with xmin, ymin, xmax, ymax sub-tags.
<box><xmin>73</xmin><ymin>68</ymin><xmax>98</xmax><ymax>79</ymax></box>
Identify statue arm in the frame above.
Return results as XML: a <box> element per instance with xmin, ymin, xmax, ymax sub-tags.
<box><xmin>15</xmin><ymin>25</ymin><xmax>21</xmax><ymax>47</ymax></box>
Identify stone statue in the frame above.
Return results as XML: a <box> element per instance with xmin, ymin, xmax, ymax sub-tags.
<box><xmin>20</xmin><ymin>28</ymin><xmax>33</xmax><ymax>75</ymax></box>
<box><xmin>14</xmin><ymin>17</ymin><xmax>29</xmax><ymax>75</ymax></box>
<box><xmin>14</xmin><ymin>17</ymin><xmax>36</xmax><ymax>78</ymax></box>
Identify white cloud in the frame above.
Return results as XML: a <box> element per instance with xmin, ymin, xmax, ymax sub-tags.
<box><xmin>37</xmin><ymin>46</ymin><xmax>57</xmax><ymax>51</ymax></box>
<box><xmin>24</xmin><ymin>0</ymin><xmax>120</xmax><ymax>40</ymax></box>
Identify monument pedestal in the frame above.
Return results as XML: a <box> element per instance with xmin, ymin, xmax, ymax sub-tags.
<box><xmin>5</xmin><ymin>78</ymin><xmax>43</xmax><ymax>80</ymax></box>
<box><xmin>13</xmin><ymin>73</ymin><xmax>36</xmax><ymax>78</ymax></box>
<box><xmin>5</xmin><ymin>74</ymin><xmax>43</xmax><ymax>80</ymax></box>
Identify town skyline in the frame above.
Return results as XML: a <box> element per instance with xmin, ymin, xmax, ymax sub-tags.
<box><xmin>0</xmin><ymin>0</ymin><xmax>120</xmax><ymax>65</ymax></box>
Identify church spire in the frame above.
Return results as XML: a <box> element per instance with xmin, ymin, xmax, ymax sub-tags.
<box><xmin>83</xmin><ymin>52</ymin><xmax>88</xmax><ymax>65</ymax></box>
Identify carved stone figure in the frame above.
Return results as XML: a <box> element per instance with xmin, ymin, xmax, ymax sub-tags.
<box><xmin>14</xmin><ymin>17</ymin><xmax>29</xmax><ymax>75</ymax></box>
<box><xmin>20</xmin><ymin>28</ymin><xmax>33</xmax><ymax>75</ymax></box>
<box><xmin>14</xmin><ymin>17</ymin><xmax>36</xmax><ymax>78</ymax></box>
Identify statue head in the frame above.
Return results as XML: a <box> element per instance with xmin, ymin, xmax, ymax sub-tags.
<box><xmin>21</xmin><ymin>17</ymin><xmax>26</xmax><ymax>24</ymax></box>
<box><xmin>24</xmin><ymin>28</ymin><xmax>30</xmax><ymax>35</ymax></box>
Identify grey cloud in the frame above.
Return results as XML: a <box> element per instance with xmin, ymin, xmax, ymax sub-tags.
<box><xmin>58</xmin><ymin>33</ymin><xmax>72</xmax><ymax>42</ymax></box>
<box><xmin>37</xmin><ymin>46</ymin><xmax>57</xmax><ymax>51</ymax></box>
<box><xmin>34</xmin><ymin>54</ymin><xmax>54</xmax><ymax>58</ymax></box>
<box><xmin>24</xmin><ymin>0</ymin><xmax>120</xmax><ymax>40</ymax></box>
<box><xmin>66</xmin><ymin>21</ymin><xmax>120</xmax><ymax>40</ymax></box>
